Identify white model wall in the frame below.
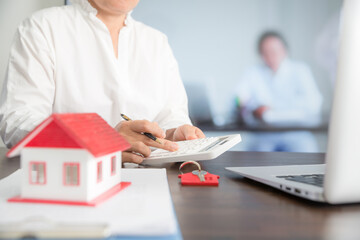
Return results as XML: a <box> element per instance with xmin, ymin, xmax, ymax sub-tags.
<box><xmin>87</xmin><ymin>151</ymin><xmax>122</xmax><ymax>201</ymax></box>
<box><xmin>21</xmin><ymin>148</ymin><xmax>89</xmax><ymax>201</ymax></box>
<box><xmin>21</xmin><ymin>148</ymin><xmax>122</xmax><ymax>202</ymax></box>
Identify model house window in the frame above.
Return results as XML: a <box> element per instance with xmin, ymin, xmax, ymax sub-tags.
<box><xmin>64</xmin><ymin>163</ymin><xmax>80</xmax><ymax>186</ymax></box>
<box><xmin>30</xmin><ymin>162</ymin><xmax>46</xmax><ymax>184</ymax></box>
<box><xmin>97</xmin><ymin>161</ymin><xmax>103</xmax><ymax>182</ymax></box>
<box><xmin>111</xmin><ymin>156</ymin><xmax>116</xmax><ymax>175</ymax></box>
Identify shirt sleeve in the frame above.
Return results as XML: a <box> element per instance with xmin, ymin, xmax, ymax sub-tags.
<box><xmin>0</xmin><ymin>18</ymin><xmax>55</xmax><ymax>148</ymax></box>
<box><xmin>263</xmin><ymin>64</ymin><xmax>323</xmax><ymax>126</ymax></box>
<box><xmin>153</xmin><ymin>36</ymin><xmax>192</xmax><ymax>130</ymax></box>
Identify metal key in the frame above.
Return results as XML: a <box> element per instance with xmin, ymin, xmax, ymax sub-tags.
<box><xmin>192</xmin><ymin>170</ymin><xmax>207</xmax><ymax>182</ymax></box>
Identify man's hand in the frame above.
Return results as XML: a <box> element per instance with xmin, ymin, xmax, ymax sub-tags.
<box><xmin>253</xmin><ymin>106</ymin><xmax>270</xmax><ymax>120</ymax></box>
<box><xmin>167</xmin><ymin>124</ymin><xmax>205</xmax><ymax>142</ymax></box>
<box><xmin>115</xmin><ymin>120</ymin><xmax>179</xmax><ymax>164</ymax></box>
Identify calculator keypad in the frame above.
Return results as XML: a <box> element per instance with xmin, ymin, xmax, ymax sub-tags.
<box><xmin>149</xmin><ymin>137</ymin><xmax>219</xmax><ymax>158</ymax></box>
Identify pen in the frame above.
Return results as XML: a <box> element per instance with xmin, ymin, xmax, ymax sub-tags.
<box><xmin>120</xmin><ymin>114</ymin><xmax>162</xmax><ymax>144</ymax></box>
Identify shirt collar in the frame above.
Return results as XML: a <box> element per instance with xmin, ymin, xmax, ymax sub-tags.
<box><xmin>71</xmin><ymin>0</ymin><xmax>134</xmax><ymax>27</ymax></box>
<box><xmin>124</xmin><ymin>12</ymin><xmax>134</xmax><ymax>28</ymax></box>
<box><xmin>71</xmin><ymin>0</ymin><xmax>97</xmax><ymax>15</ymax></box>
<box><xmin>262</xmin><ymin>58</ymin><xmax>290</xmax><ymax>77</ymax></box>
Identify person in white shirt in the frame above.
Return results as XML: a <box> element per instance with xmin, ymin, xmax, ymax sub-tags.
<box><xmin>236</xmin><ymin>31</ymin><xmax>322</xmax><ymax>152</ymax></box>
<box><xmin>0</xmin><ymin>0</ymin><xmax>205</xmax><ymax>163</ymax></box>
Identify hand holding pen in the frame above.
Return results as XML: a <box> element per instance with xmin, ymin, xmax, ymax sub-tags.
<box><xmin>120</xmin><ymin>114</ymin><xmax>162</xmax><ymax>144</ymax></box>
<box><xmin>115</xmin><ymin>114</ymin><xmax>179</xmax><ymax>163</ymax></box>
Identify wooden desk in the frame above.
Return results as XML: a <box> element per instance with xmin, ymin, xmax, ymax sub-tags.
<box><xmin>2</xmin><ymin>149</ymin><xmax>360</xmax><ymax>240</ymax></box>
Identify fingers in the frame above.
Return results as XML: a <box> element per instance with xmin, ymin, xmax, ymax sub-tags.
<box><xmin>182</xmin><ymin>125</ymin><xmax>199</xmax><ymax>140</ymax></box>
<box><xmin>122</xmin><ymin>152</ymin><xmax>144</xmax><ymax>164</ymax></box>
<box><xmin>140</xmin><ymin>135</ymin><xmax>179</xmax><ymax>152</ymax></box>
<box><xmin>195</xmin><ymin>127</ymin><xmax>206</xmax><ymax>138</ymax></box>
<box><xmin>129</xmin><ymin>120</ymin><xmax>166</xmax><ymax>138</ymax></box>
<box><xmin>122</xmin><ymin>137</ymin><xmax>179</xmax><ymax>164</ymax></box>
<box><xmin>122</xmin><ymin>141</ymin><xmax>151</xmax><ymax>164</ymax></box>
<box><xmin>128</xmin><ymin>141</ymin><xmax>152</xmax><ymax>157</ymax></box>
<box><xmin>159</xmin><ymin>139</ymin><xmax>179</xmax><ymax>152</ymax></box>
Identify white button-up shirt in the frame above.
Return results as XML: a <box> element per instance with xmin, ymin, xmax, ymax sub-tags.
<box><xmin>236</xmin><ymin>59</ymin><xmax>322</xmax><ymax>126</ymax></box>
<box><xmin>0</xmin><ymin>0</ymin><xmax>191</xmax><ymax>148</ymax></box>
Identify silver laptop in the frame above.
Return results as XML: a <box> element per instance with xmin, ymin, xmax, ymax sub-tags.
<box><xmin>226</xmin><ymin>0</ymin><xmax>360</xmax><ymax>204</ymax></box>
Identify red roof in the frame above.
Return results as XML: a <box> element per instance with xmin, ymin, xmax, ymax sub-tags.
<box><xmin>7</xmin><ymin>113</ymin><xmax>131</xmax><ymax>158</ymax></box>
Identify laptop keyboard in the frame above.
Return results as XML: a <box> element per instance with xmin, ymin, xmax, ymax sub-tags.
<box><xmin>276</xmin><ymin>174</ymin><xmax>324</xmax><ymax>187</ymax></box>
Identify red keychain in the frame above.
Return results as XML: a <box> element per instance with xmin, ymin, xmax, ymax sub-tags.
<box><xmin>178</xmin><ymin>161</ymin><xmax>220</xmax><ymax>186</ymax></box>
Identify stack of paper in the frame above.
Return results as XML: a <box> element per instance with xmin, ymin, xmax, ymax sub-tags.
<box><xmin>0</xmin><ymin>169</ymin><xmax>179</xmax><ymax>238</ymax></box>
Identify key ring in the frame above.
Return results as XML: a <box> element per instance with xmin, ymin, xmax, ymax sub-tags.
<box><xmin>179</xmin><ymin>161</ymin><xmax>201</xmax><ymax>175</ymax></box>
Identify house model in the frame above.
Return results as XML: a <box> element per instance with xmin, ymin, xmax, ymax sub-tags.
<box><xmin>7</xmin><ymin>113</ymin><xmax>131</xmax><ymax>206</ymax></box>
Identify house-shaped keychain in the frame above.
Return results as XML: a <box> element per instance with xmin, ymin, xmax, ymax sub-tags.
<box><xmin>6</xmin><ymin>113</ymin><xmax>131</xmax><ymax>206</ymax></box>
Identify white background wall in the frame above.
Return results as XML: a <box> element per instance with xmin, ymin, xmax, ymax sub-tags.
<box><xmin>132</xmin><ymin>0</ymin><xmax>343</xmax><ymax>125</ymax></box>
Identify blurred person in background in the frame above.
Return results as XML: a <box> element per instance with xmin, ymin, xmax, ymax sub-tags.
<box><xmin>235</xmin><ymin>31</ymin><xmax>322</xmax><ymax>152</ymax></box>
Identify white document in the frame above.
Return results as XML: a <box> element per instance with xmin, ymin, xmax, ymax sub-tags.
<box><xmin>0</xmin><ymin>169</ymin><xmax>177</xmax><ymax>237</ymax></box>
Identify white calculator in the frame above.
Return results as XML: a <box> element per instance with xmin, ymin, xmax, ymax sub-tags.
<box><xmin>142</xmin><ymin>134</ymin><xmax>241</xmax><ymax>164</ymax></box>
